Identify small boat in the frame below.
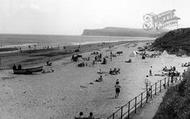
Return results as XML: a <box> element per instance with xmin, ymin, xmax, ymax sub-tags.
<box><xmin>13</xmin><ymin>66</ymin><xmax>43</xmax><ymax>74</ymax></box>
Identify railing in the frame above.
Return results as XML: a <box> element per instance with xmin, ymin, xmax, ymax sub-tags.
<box><xmin>107</xmin><ymin>75</ymin><xmax>183</xmax><ymax>119</ymax></box>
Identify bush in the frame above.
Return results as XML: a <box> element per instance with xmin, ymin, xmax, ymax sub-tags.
<box><xmin>153</xmin><ymin>70</ymin><xmax>190</xmax><ymax>119</ymax></box>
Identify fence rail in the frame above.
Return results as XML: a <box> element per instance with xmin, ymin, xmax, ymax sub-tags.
<box><xmin>107</xmin><ymin>75</ymin><xmax>183</xmax><ymax>119</ymax></box>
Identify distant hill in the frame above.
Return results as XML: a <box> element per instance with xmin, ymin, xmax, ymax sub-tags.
<box><xmin>152</xmin><ymin>28</ymin><xmax>190</xmax><ymax>55</ymax></box>
<box><xmin>82</xmin><ymin>27</ymin><xmax>167</xmax><ymax>37</ymax></box>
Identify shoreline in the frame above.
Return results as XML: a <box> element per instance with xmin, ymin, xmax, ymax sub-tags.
<box><xmin>0</xmin><ymin>39</ymin><xmax>153</xmax><ymax>70</ymax></box>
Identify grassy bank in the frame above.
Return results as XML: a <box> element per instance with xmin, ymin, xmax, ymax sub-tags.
<box><xmin>153</xmin><ymin>69</ymin><xmax>190</xmax><ymax>119</ymax></box>
<box><xmin>151</xmin><ymin>28</ymin><xmax>190</xmax><ymax>55</ymax></box>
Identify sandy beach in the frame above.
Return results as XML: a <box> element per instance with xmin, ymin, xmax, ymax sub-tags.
<box><xmin>0</xmin><ymin>39</ymin><xmax>189</xmax><ymax>119</ymax></box>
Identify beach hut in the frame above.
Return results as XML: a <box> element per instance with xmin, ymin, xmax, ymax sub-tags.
<box><xmin>129</xmin><ymin>51</ymin><xmax>137</xmax><ymax>57</ymax></box>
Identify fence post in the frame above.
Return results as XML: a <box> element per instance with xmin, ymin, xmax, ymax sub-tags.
<box><xmin>155</xmin><ymin>83</ymin><xmax>157</xmax><ymax>95</ymax></box>
<box><xmin>141</xmin><ymin>92</ymin><xmax>143</xmax><ymax>107</ymax></box>
<box><xmin>112</xmin><ymin>113</ymin><xmax>115</xmax><ymax>119</ymax></box>
<box><xmin>175</xmin><ymin>76</ymin><xmax>177</xmax><ymax>83</ymax></box>
<box><xmin>128</xmin><ymin>101</ymin><xmax>130</xmax><ymax>119</ymax></box>
<box><xmin>146</xmin><ymin>89</ymin><xmax>148</xmax><ymax>103</ymax></box>
<box><xmin>135</xmin><ymin>97</ymin><xmax>137</xmax><ymax>113</ymax></box>
<box><xmin>164</xmin><ymin>78</ymin><xmax>166</xmax><ymax>89</ymax></box>
<box><xmin>151</xmin><ymin>86</ymin><xmax>153</xmax><ymax>99</ymax></box>
<box><xmin>121</xmin><ymin>106</ymin><xmax>123</xmax><ymax>119</ymax></box>
<box><xmin>160</xmin><ymin>80</ymin><xmax>162</xmax><ymax>92</ymax></box>
<box><xmin>168</xmin><ymin>77</ymin><xmax>170</xmax><ymax>87</ymax></box>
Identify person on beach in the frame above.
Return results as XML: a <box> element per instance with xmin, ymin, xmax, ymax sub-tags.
<box><xmin>109</xmin><ymin>68</ymin><xmax>112</xmax><ymax>74</ymax></box>
<box><xmin>116</xmin><ymin>68</ymin><xmax>120</xmax><ymax>74</ymax></box>
<box><xmin>115</xmin><ymin>81</ymin><xmax>121</xmax><ymax>98</ymax></box>
<box><xmin>95</xmin><ymin>75</ymin><xmax>103</xmax><ymax>82</ymax></box>
<box><xmin>149</xmin><ymin>66</ymin><xmax>152</xmax><ymax>76</ymax></box>
<box><xmin>182</xmin><ymin>70</ymin><xmax>186</xmax><ymax>78</ymax></box>
<box><xmin>110</xmin><ymin>51</ymin><xmax>113</xmax><ymax>61</ymax></box>
<box><xmin>18</xmin><ymin>64</ymin><xmax>22</xmax><ymax>70</ymax></box>
<box><xmin>98</xmin><ymin>69</ymin><xmax>102</xmax><ymax>74</ymax></box>
<box><xmin>145</xmin><ymin>75</ymin><xmax>149</xmax><ymax>90</ymax></box>
<box><xmin>88</xmin><ymin>112</ymin><xmax>95</xmax><ymax>119</ymax></box>
<box><xmin>92</xmin><ymin>60</ymin><xmax>95</xmax><ymax>66</ymax></box>
<box><xmin>13</xmin><ymin>64</ymin><xmax>17</xmax><ymax>70</ymax></box>
<box><xmin>116</xmin><ymin>79</ymin><xmax>119</xmax><ymax>84</ymax></box>
<box><xmin>171</xmin><ymin>71</ymin><xmax>174</xmax><ymax>83</ymax></box>
<box><xmin>75</xmin><ymin>112</ymin><xmax>84</xmax><ymax>119</ymax></box>
<box><xmin>146</xmin><ymin>87</ymin><xmax>152</xmax><ymax>101</ymax></box>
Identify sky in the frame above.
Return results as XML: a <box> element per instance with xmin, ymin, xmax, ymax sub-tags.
<box><xmin>0</xmin><ymin>0</ymin><xmax>189</xmax><ymax>35</ymax></box>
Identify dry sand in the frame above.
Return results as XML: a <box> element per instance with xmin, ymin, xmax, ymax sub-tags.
<box><xmin>0</xmin><ymin>40</ymin><xmax>189</xmax><ymax>119</ymax></box>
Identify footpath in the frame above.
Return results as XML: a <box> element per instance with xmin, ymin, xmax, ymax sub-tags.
<box><xmin>132</xmin><ymin>89</ymin><xmax>166</xmax><ymax>119</ymax></box>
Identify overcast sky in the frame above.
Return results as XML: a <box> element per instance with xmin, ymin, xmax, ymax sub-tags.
<box><xmin>0</xmin><ymin>0</ymin><xmax>188</xmax><ymax>35</ymax></box>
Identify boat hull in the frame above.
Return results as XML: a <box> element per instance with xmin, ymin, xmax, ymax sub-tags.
<box><xmin>13</xmin><ymin>66</ymin><xmax>43</xmax><ymax>74</ymax></box>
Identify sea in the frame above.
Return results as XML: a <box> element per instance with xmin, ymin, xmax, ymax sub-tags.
<box><xmin>0</xmin><ymin>34</ymin><xmax>155</xmax><ymax>48</ymax></box>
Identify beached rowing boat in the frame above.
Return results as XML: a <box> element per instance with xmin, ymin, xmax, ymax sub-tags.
<box><xmin>13</xmin><ymin>66</ymin><xmax>43</xmax><ymax>74</ymax></box>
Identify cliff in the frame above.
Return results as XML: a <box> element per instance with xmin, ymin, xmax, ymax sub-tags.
<box><xmin>82</xmin><ymin>27</ymin><xmax>167</xmax><ymax>37</ymax></box>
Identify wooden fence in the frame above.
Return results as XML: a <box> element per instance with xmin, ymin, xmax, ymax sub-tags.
<box><xmin>107</xmin><ymin>75</ymin><xmax>183</xmax><ymax>119</ymax></box>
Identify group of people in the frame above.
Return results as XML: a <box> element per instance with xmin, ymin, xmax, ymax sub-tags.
<box><xmin>95</xmin><ymin>75</ymin><xmax>103</xmax><ymax>82</ymax></box>
<box><xmin>75</xmin><ymin>49</ymin><xmax>123</xmax><ymax>118</ymax></box>
<box><xmin>163</xmin><ymin>66</ymin><xmax>176</xmax><ymax>72</ymax></box>
<box><xmin>42</xmin><ymin>61</ymin><xmax>54</xmax><ymax>73</ymax></box>
<box><xmin>74</xmin><ymin>51</ymin><xmax>110</xmax><ymax>67</ymax></box>
<box><xmin>75</xmin><ymin>112</ymin><xmax>95</xmax><ymax>119</ymax></box>
<box><xmin>109</xmin><ymin>68</ymin><xmax>120</xmax><ymax>75</ymax></box>
<box><xmin>181</xmin><ymin>62</ymin><xmax>190</xmax><ymax>67</ymax></box>
<box><xmin>13</xmin><ymin>64</ymin><xmax>22</xmax><ymax>70</ymax></box>
<box><xmin>71</xmin><ymin>54</ymin><xmax>83</xmax><ymax>62</ymax></box>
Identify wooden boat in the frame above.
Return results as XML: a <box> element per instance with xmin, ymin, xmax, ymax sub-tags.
<box><xmin>13</xmin><ymin>66</ymin><xmax>43</xmax><ymax>74</ymax></box>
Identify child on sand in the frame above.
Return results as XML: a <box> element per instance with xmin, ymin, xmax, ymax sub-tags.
<box><xmin>115</xmin><ymin>81</ymin><xmax>121</xmax><ymax>98</ymax></box>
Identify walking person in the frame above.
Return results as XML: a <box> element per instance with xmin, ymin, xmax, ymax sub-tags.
<box><xmin>145</xmin><ymin>75</ymin><xmax>149</xmax><ymax>91</ymax></box>
<box><xmin>146</xmin><ymin>88</ymin><xmax>152</xmax><ymax>102</ymax></box>
<box><xmin>149</xmin><ymin>66</ymin><xmax>153</xmax><ymax>76</ymax></box>
<box><xmin>115</xmin><ymin>81</ymin><xmax>121</xmax><ymax>98</ymax></box>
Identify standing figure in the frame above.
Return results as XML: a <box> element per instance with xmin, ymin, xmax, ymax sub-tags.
<box><xmin>149</xmin><ymin>69</ymin><xmax>152</xmax><ymax>76</ymax></box>
<box><xmin>110</xmin><ymin>51</ymin><xmax>113</xmax><ymax>61</ymax></box>
<box><xmin>115</xmin><ymin>81</ymin><xmax>121</xmax><ymax>98</ymax></box>
<box><xmin>18</xmin><ymin>64</ymin><xmax>22</xmax><ymax>70</ymax></box>
<box><xmin>13</xmin><ymin>64</ymin><xmax>17</xmax><ymax>70</ymax></box>
<box><xmin>88</xmin><ymin>112</ymin><xmax>95</xmax><ymax>119</ymax></box>
<box><xmin>145</xmin><ymin>75</ymin><xmax>149</xmax><ymax>90</ymax></box>
<box><xmin>75</xmin><ymin>112</ymin><xmax>84</xmax><ymax>119</ymax></box>
<box><xmin>146</xmin><ymin>88</ymin><xmax>152</xmax><ymax>102</ymax></box>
